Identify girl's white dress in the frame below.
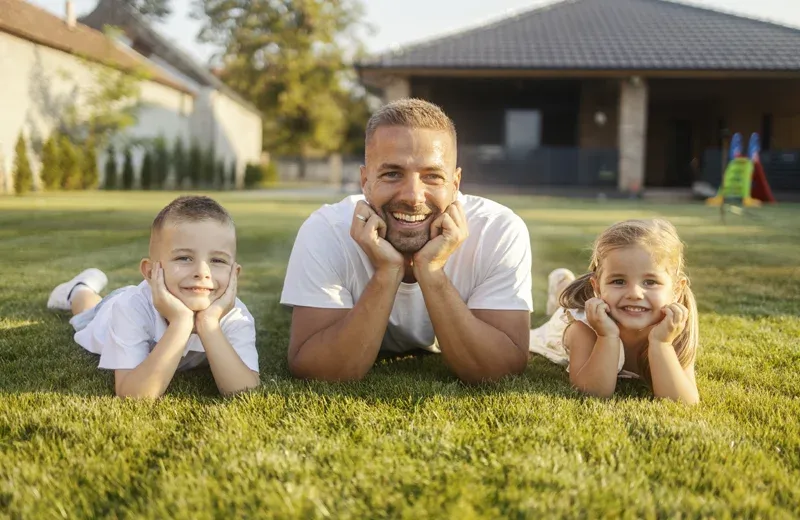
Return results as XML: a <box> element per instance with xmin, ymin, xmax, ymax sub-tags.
<box><xmin>529</xmin><ymin>308</ymin><xmax>640</xmax><ymax>379</ymax></box>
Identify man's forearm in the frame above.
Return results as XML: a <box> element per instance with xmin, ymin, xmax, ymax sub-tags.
<box><xmin>417</xmin><ymin>270</ymin><xmax>527</xmax><ymax>383</ymax></box>
<box><xmin>115</xmin><ymin>319</ymin><xmax>192</xmax><ymax>398</ymax></box>
<box><xmin>290</xmin><ymin>269</ymin><xmax>402</xmax><ymax>381</ymax></box>
<box><xmin>197</xmin><ymin>322</ymin><xmax>260</xmax><ymax>395</ymax></box>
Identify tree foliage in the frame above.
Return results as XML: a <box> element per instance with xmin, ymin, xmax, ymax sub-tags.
<box><xmin>104</xmin><ymin>144</ymin><xmax>118</xmax><ymax>190</ymax></box>
<box><xmin>13</xmin><ymin>134</ymin><xmax>33</xmax><ymax>195</ymax></box>
<box><xmin>60</xmin><ymin>136</ymin><xmax>83</xmax><ymax>190</ymax></box>
<box><xmin>40</xmin><ymin>133</ymin><xmax>62</xmax><ymax>190</ymax></box>
<box><xmin>195</xmin><ymin>0</ymin><xmax>368</xmax><ymax>156</ymax></box>
<box><xmin>122</xmin><ymin>148</ymin><xmax>135</xmax><ymax>190</ymax></box>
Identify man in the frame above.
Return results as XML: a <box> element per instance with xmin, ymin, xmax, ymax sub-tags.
<box><xmin>281</xmin><ymin>99</ymin><xmax>532</xmax><ymax>383</ymax></box>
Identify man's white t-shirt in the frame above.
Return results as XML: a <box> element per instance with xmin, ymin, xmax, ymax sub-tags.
<box><xmin>280</xmin><ymin>192</ymin><xmax>533</xmax><ymax>354</ymax></box>
<box><xmin>71</xmin><ymin>281</ymin><xmax>259</xmax><ymax>372</ymax></box>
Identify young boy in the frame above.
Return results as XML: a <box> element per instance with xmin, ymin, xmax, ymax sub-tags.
<box><xmin>47</xmin><ymin>195</ymin><xmax>260</xmax><ymax>398</ymax></box>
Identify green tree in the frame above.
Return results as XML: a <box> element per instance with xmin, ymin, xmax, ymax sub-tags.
<box><xmin>188</xmin><ymin>141</ymin><xmax>202</xmax><ymax>188</ymax></box>
<box><xmin>140</xmin><ymin>148</ymin><xmax>154</xmax><ymax>190</ymax></box>
<box><xmin>338</xmin><ymin>87</ymin><xmax>373</xmax><ymax>157</ymax></box>
<box><xmin>215</xmin><ymin>159</ymin><xmax>226</xmax><ymax>190</ymax></box>
<box><xmin>122</xmin><ymin>148</ymin><xmax>134</xmax><ymax>190</ymax></box>
<box><xmin>154</xmin><ymin>137</ymin><xmax>170</xmax><ymax>189</ymax></box>
<box><xmin>60</xmin><ymin>136</ymin><xmax>83</xmax><ymax>190</ymax></box>
<box><xmin>40</xmin><ymin>133</ymin><xmax>62</xmax><ymax>190</ymax></box>
<box><xmin>13</xmin><ymin>134</ymin><xmax>33</xmax><ymax>195</ymax></box>
<box><xmin>227</xmin><ymin>159</ymin><xmax>237</xmax><ymax>189</ymax></box>
<box><xmin>195</xmin><ymin>0</ymin><xmax>367</xmax><ymax>167</ymax></box>
<box><xmin>172</xmin><ymin>138</ymin><xmax>186</xmax><ymax>188</ymax></box>
<box><xmin>104</xmin><ymin>144</ymin><xmax>118</xmax><ymax>190</ymax></box>
<box><xmin>83</xmin><ymin>137</ymin><xmax>99</xmax><ymax>189</ymax></box>
<box><xmin>202</xmin><ymin>147</ymin><xmax>215</xmax><ymax>188</ymax></box>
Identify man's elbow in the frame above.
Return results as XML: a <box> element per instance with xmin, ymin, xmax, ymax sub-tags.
<box><xmin>288</xmin><ymin>356</ymin><xmax>368</xmax><ymax>382</ymax></box>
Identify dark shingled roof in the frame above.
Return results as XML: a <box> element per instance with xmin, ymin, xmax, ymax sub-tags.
<box><xmin>360</xmin><ymin>0</ymin><xmax>800</xmax><ymax>71</ymax></box>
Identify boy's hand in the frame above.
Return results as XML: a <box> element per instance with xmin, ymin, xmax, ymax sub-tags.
<box><xmin>585</xmin><ymin>297</ymin><xmax>620</xmax><ymax>338</ymax></box>
<box><xmin>196</xmin><ymin>263</ymin><xmax>238</xmax><ymax>329</ymax></box>
<box><xmin>649</xmin><ymin>303</ymin><xmax>688</xmax><ymax>345</ymax></box>
<box><xmin>149</xmin><ymin>262</ymin><xmax>194</xmax><ymax>325</ymax></box>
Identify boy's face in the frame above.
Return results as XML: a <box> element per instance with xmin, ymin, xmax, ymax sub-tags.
<box><xmin>141</xmin><ymin>219</ymin><xmax>238</xmax><ymax>312</ymax></box>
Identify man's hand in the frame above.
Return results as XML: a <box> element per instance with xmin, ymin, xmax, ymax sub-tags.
<box><xmin>585</xmin><ymin>297</ymin><xmax>620</xmax><ymax>338</ymax></box>
<box><xmin>350</xmin><ymin>200</ymin><xmax>404</xmax><ymax>276</ymax></box>
<box><xmin>413</xmin><ymin>201</ymin><xmax>468</xmax><ymax>276</ymax></box>
<box><xmin>148</xmin><ymin>262</ymin><xmax>194</xmax><ymax>325</ymax></box>
<box><xmin>649</xmin><ymin>303</ymin><xmax>688</xmax><ymax>345</ymax></box>
<box><xmin>196</xmin><ymin>263</ymin><xmax>239</xmax><ymax>330</ymax></box>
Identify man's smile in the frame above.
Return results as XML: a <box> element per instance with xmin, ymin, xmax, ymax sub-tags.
<box><xmin>389</xmin><ymin>212</ymin><xmax>433</xmax><ymax>229</ymax></box>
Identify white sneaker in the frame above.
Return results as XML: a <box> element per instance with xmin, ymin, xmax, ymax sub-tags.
<box><xmin>47</xmin><ymin>268</ymin><xmax>108</xmax><ymax>311</ymax></box>
<box><xmin>546</xmin><ymin>268</ymin><xmax>576</xmax><ymax>316</ymax></box>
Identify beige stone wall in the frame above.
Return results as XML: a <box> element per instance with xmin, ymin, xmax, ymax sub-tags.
<box><xmin>618</xmin><ymin>78</ymin><xmax>648</xmax><ymax>192</ymax></box>
<box><xmin>383</xmin><ymin>77</ymin><xmax>410</xmax><ymax>103</ymax></box>
<box><xmin>0</xmin><ymin>30</ymin><xmax>193</xmax><ymax>193</ymax></box>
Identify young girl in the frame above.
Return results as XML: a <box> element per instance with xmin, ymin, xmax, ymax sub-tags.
<box><xmin>530</xmin><ymin>219</ymin><xmax>700</xmax><ymax>404</ymax></box>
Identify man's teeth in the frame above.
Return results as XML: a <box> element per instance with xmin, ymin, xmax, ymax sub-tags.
<box><xmin>392</xmin><ymin>212</ymin><xmax>429</xmax><ymax>222</ymax></box>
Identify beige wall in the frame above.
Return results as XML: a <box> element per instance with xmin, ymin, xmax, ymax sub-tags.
<box><xmin>0</xmin><ymin>30</ymin><xmax>193</xmax><ymax>193</ymax></box>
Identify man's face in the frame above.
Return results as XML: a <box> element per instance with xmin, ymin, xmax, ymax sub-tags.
<box><xmin>360</xmin><ymin>126</ymin><xmax>461</xmax><ymax>254</ymax></box>
<box><xmin>142</xmin><ymin>220</ymin><xmax>238</xmax><ymax>312</ymax></box>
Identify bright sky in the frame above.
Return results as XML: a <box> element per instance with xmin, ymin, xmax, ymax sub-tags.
<box><xmin>28</xmin><ymin>0</ymin><xmax>800</xmax><ymax>64</ymax></box>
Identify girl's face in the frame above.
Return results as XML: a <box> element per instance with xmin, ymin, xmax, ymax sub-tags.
<box><xmin>591</xmin><ymin>245</ymin><xmax>683</xmax><ymax>331</ymax></box>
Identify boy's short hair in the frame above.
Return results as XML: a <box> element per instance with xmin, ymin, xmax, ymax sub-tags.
<box><xmin>365</xmin><ymin>98</ymin><xmax>457</xmax><ymax>146</ymax></box>
<box><xmin>152</xmin><ymin>195</ymin><xmax>234</xmax><ymax>232</ymax></box>
<box><xmin>149</xmin><ymin>196</ymin><xmax>235</xmax><ymax>253</ymax></box>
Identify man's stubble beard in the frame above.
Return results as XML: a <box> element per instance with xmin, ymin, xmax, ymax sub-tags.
<box><xmin>380</xmin><ymin>202</ymin><xmax>439</xmax><ymax>254</ymax></box>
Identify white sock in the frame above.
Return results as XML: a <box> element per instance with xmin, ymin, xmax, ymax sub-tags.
<box><xmin>67</xmin><ymin>284</ymin><xmax>95</xmax><ymax>304</ymax></box>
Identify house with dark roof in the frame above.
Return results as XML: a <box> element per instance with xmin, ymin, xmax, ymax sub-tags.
<box><xmin>357</xmin><ymin>0</ymin><xmax>800</xmax><ymax>192</ymax></box>
<box><xmin>80</xmin><ymin>0</ymin><xmax>263</xmax><ymax>187</ymax></box>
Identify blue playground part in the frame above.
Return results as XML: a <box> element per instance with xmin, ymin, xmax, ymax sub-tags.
<box><xmin>729</xmin><ymin>132</ymin><xmax>743</xmax><ymax>160</ymax></box>
<box><xmin>748</xmin><ymin>132</ymin><xmax>760</xmax><ymax>161</ymax></box>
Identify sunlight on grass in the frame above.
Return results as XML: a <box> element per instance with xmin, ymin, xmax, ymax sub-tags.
<box><xmin>1</xmin><ymin>191</ymin><xmax>799</xmax><ymax>517</ymax></box>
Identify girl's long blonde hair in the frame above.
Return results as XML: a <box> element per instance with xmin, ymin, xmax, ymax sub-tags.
<box><xmin>558</xmin><ymin>219</ymin><xmax>699</xmax><ymax>383</ymax></box>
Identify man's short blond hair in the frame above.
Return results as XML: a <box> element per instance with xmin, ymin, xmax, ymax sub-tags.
<box><xmin>365</xmin><ymin>98</ymin><xmax>457</xmax><ymax>145</ymax></box>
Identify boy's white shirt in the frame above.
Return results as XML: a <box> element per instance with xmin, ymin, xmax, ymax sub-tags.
<box><xmin>72</xmin><ymin>280</ymin><xmax>259</xmax><ymax>372</ymax></box>
<box><xmin>280</xmin><ymin>192</ymin><xmax>533</xmax><ymax>354</ymax></box>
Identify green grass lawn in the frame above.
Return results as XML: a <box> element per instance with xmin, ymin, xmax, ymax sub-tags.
<box><xmin>1</xmin><ymin>191</ymin><xmax>799</xmax><ymax>518</ymax></box>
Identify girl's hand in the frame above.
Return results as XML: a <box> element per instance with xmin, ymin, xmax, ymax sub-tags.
<box><xmin>585</xmin><ymin>297</ymin><xmax>619</xmax><ymax>338</ymax></box>
<box><xmin>649</xmin><ymin>303</ymin><xmax>689</xmax><ymax>344</ymax></box>
<box><xmin>148</xmin><ymin>262</ymin><xmax>194</xmax><ymax>325</ymax></box>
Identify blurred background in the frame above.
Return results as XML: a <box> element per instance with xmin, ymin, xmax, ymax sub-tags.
<box><xmin>2</xmin><ymin>0</ymin><xmax>800</xmax><ymax>196</ymax></box>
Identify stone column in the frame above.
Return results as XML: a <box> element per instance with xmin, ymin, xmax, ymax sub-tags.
<box><xmin>383</xmin><ymin>77</ymin><xmax>410</xmax><ymax>104</ymax></box>
<box><xmin>618</xmin><ymin>77</ymin><xmax>649</xmax><ymax>193</ymax></box>
<box><xmin>328</xmin><ymin>153</ymin><xmax>343</xmax><ymax>187</ymax></box>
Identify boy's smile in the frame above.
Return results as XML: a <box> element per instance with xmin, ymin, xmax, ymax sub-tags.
<box><xmin>142</xmin><ymin>219</ymin><xmax>238</xmax><ymax>312</ymax></box>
